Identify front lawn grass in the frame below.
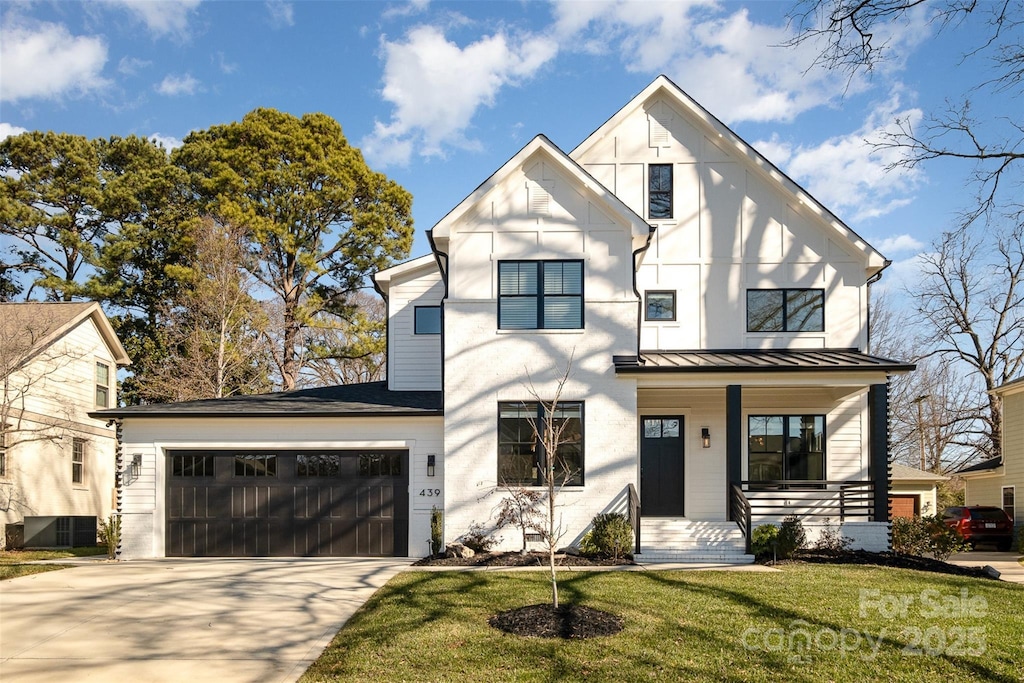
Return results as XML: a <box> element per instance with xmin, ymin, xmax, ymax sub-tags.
<box><xmin>302</xmin><ymin>566</ymin><xmax>1023</xmax><ymax>683</ymax></box>
<box><xmin>0</xmin><ymin>546</ymin><xmax>107</xmax><ymax>581</ymax></box>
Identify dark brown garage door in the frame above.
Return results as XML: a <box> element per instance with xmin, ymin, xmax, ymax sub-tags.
<box><xmin>166</xmin><ymin>450</ymin><xmax>408</xmax><ymax>557</ymax></box>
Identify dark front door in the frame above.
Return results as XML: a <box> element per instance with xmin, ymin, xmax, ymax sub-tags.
<box><xmin>641</xmin><ymin>416</ymin><xmax>685</xmax><ymax>516</ymax></box>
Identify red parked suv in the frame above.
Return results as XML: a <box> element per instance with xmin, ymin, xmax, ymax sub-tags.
<box><xmin>942</xmin><ymin>506</ymin><xmax>1014</xmax><ymax>551</ymax></box>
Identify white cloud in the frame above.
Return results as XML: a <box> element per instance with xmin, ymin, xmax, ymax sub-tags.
<box><xmin>0</xmin><ymin>123</ymin><xmax>29</xmax><ymax>141</ymax></box>
<box><xmin>118</xmin><ymin>56</ymin><xmax>152</xmax><ymax>75</ymax></box>
<box><xmin>382</xmin><ymin>0</ymin><xmax>431</xmax><ymax>20</ymax></box>
<box><xmin>214</xmin><ymin>51</ymin><xmax>238</xmax><ymax>74</ymax></box>
<box><xmin>265</xmin><ymin>1</ymin><xmax>294</xmax><ymax>28</ymax></box>
<box><xmin>875</xmin><ymin>234</ymin><xmax>924</xmax><ymax>254</ymax></box>
<box><xmin>753</xmin><ymin>96</ymin><xmax>925</xmax><ymax>222</ymax></box>
<box><xmin>155</xmin><ymin>73</ymin><xmax>200</xmax><ymax>96</ymax></box>
<box><xmin>549</xmin><ymin>1</ymin><xmax>932</xmax><ymax>126</ymax></box>
<box><xmin>362</xmin><ymin>25</ymin><xmax>557</xmax><ymax>166</ymax></box>
<box><xmin>149</xmin><ymin>133</ymin><xmax>183</xmax><ymax>151</ymax></box>
<box><xmin>0</xmin><ymin>21</ymin><xmax>108</xmax><ymax>103</ymax></box>
<box><xmin>103</xmin><ymin>0</ymin><xmax>202</xmax><ymax>38</ymax></box>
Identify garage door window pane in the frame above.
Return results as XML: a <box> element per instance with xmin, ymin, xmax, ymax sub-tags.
<box><xmin>359</xmin><ymin>453</ymin><xmax>402</xmax><ymax>477</ymax></box>
<box><xmin>297</xmin><ymin>454</ymin><xmax>341</xmax><ymax>477</ymax></box>
<box><xmin>172</xmin><ymin>455</ymin><xmax>214</xmax><ymax>477</ymax></box>
<box><xmin>235</xmin><ymin>454</ymin><xmax>277</xmax><ymax>477</ymax></box>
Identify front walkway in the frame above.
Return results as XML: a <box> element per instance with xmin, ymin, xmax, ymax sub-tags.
<box><xmin>947</xmin><ymin>551</ymin><xmax>1024</xmax><ymax>584</ymax></box>
<box><xmin>0</xmin><ymin>557</ymin><xmax>411</xmax><ymax>683</ymax></box>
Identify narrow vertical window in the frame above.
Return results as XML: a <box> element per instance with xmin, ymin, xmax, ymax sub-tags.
<box><xmin>95</xmin><ymin>362</ymin><xmax>110</xmax><ymax>408</ymax></box>
<box><xmin>72</xmin><ymin>438</ymin><xmax>85</xmax><ymax>484</ymax></box>
<box><xmin>0</xmin><ymin>425</ymin><xmax>8</xmax><ymax>477</ymax></box>
<box><xmin>649</xmin><ymin>164</ymin><xmax>673</xmax><ymax>219</ymax></box>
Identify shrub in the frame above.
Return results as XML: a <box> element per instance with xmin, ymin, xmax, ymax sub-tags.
<box><xmin>776</xmin><ymin>515</ymin><xmax>806</xmax><ymax>558</ymax></box>
<box><xmin>588</xmin><ymin>513</ymin><xmax>634</xmax><ymax>560</ymax></box>
<box><xmin>891</xmin><ymin>515</ymin><xmax>967</xmax><ymax>561</ymax></box>
<box><xmin>751</xmin><ymin>524</ymin><xmax>780</xmax><ymax>560</ymax></box>
<box><xmin>1017</xmin><ymin>526</ymin><xmax>1024</xmax><ymax>554</ymax></box>
<box><xmin>458</xmin><ymin>522</ymin><xmax>497</xmax><ymax>553</ymax></box>
<box><xmin>430</xmin><ymin>506</ymin><xmax>443</xmax><ymax>556</ymax></box>
<box><xmin>98</xmin><ymin>514</ymin><xmax>121</xmax><ymax>560</ymax></box>
<box><xmin>577</xmin><ymin>530</ymin><xmax>598</xmax><ymax>556</ymax></box>
<box><xmin>813</xmin><ymin>518</ymin><xmax>852</xmax><ymax>552</ymax></box>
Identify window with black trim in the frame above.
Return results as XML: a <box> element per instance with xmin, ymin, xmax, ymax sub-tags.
<box><xmin>234</xmin><ymin>454</ymin><xmax>277</xmax><ymax>477</ymax></box>
<box><xmin>747</xmin><ymin>289</ymin><xmax>824</xmax><ymax>332</ymax></box>
<box><xmin>748</xmin><ymin>415</ymin><xmax>825</xmax><ymax>486</ymax></box>
<box><xmin>1003</xmin><ymin>486</ymin><xmax>1015</xmax><ymax>520</ymax></box>
<box><xmin>95</xmin><ymin>362</ymin><xmax>110</xmax><ymax>408</ymax></box>
<box><xmin>498</xmin><ymin>260</ymin><xmax>583</xmax><ymax>330</ymax></box>
<box><xmin>649</xmin><ymin>164</ymin><xmax>673</xmax><ymax>219</ymax></box>
<box><xmin>72</xmin><ymin>438</ymin><xmax>86</xmax><ymax>484</ymax></box>
<box><xmin>498</xmin><ymin>401</ymin><xmax>583</xmax><ymax>486</ymax></box>
<box><xmin>645</xmin><ymin>291</ymin><xmax>676</xmax><ymax>321</ymax></box>
<box><xmin>414</xmin><ymin>306</ymin><xmax>441</xmax><ymax>335</ymax></box>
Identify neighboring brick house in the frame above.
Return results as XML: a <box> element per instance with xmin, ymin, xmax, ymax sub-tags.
<box><xmin>1</xmin><ymin>302</ymin><xmax>130</xmax><ymax>547</ymax></box>
<box><xmin>957</xmin><ymin>377</ymin><xmax>1023</xmax><ymax>531</ymax></box>
<box><xmin>96</xmin><ymin>76</ymin><xmax>912</xmax><ymax>561</ymax></box>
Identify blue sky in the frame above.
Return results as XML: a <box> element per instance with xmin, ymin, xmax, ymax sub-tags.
<box><xmin>0</xmin><ymin>0</ymin><xmax>1004</xmax><ymax>292</ymax></box>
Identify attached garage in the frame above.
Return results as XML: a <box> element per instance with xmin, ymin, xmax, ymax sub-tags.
<box><xmin>92</xmin><ymin>382</ymin><xmax>443</xmax><ymax>560</ymax></box>
<box><xmin>166</xmin><ymin>450</ymin><xmax>409</xmax><ymax>557</ymax></box>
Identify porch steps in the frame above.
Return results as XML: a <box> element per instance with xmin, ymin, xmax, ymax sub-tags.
<box><xmin>635</xmin><ymin>519</ymin><xmax>754</xmax><ymax>564</ymax></box>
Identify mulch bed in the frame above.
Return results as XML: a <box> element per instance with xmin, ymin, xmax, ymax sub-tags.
<box><xmin>413</xmin><ymin>551</ymin><xmax>634</xmax><ymax>567</ymax></box>
<box><xmin>766</xmin><ymin>549</ymin><xmax>1000</xmax><ymax>579</ymax></box>
<box><xmin>489</xmin><ymin>603</ymin><xmax>624</xmax><ymax>639</ymax></box>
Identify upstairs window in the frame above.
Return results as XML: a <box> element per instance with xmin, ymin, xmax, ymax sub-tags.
<box><xmin>72</xmin><ymin>438</ymin><xmax>86</xmax><ymax>484</ymax></box>
<box><xmin>747</xmin><ymin>289</ymin><xmax>824</xmax><ymax>332</ymax></box>
<box><xmin>649</xmin><ymin>164</ymin><xmax>673</xmax><ymax>219</ymax></box>
<box><xmin>748</xmin><ymin>415</ymin><xmax>825</xmax><ymax>486</ymax></box>
<box><xmin>498</xmin><ymin>401</ymin><xmax>583</xmax><ymax>486</ymax></box>
<box><xmin>95</xmin><ymin>362</ymin><xmax>110</xmax><ymax>408</ymax></box>
<box><xmin>414</xmin><ymin>306</ymin><xmax>441</xmax><ymax>335</ymax></box>
<box><xmin>498</xmin><ymin>261</ymin><xmax>583</xmax><ymax>330</ymax></box>
<box><xmin>645</xmin><ymin>291</ymin><xmax>676</xmax><ymax>321</ymax></box>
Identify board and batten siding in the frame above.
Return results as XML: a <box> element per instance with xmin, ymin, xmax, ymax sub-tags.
<box><xmin>387</xmin><ymin>266</ymin><xmax>443</xmax><ymax>391</ymax></box>
<box><xmin>117</xmin><ymin>416</ymin><xmax>443</xmax><ymax>559</ymax></box>
<box><xmin>576</xmin><ymin>93</ymin><xmax>869</xmax><ymax>353</ymax></box>
<box><xmin>439</xmin><ymin>149</ymin><xmax>644</xmax><ymax>552</ymax></box>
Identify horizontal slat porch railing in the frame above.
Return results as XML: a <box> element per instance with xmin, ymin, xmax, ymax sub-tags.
<box><xmin>732</xmin><ymin>480</ymin><xmax>876</xmax><ymax>551</ymax></box>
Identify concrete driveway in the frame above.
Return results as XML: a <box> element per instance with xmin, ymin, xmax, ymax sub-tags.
<box><xmin>0</xmin><ymin>557</ymin><xmax>411</xmax><ymax>683</ymax></box>
<box><xmin>947</xmin><ymin>551</ymin><xmax>1024</xmax><ymax>584</ymax></box>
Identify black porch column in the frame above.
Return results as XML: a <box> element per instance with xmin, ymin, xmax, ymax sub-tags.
<box><xmin>868</xmin><ymin>383</ymin><xmax>890</xmax><ymax>523</ymax></box>
<box><xmin>726</xmin><ymin>384</ymin><xmax>742</xmax><ymax>520</ymax></box>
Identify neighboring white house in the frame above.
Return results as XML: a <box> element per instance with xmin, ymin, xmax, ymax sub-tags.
<box><xmin>889</xmin><ymin>464</ymin><xmax>947</xmax><ymax>518</ymax></box>
<box><xmin>96</xmin><ymin>76</ymin><xmax>913</xmax><ymax>561</ymax></box>
<box><xmin>1</xmin><ymin>302</ymin><xmax>131</xmax><ymax>547</ymax></box>
<box><xmin>957</xmin><ymin>376</ymin><xmax>1023</xmax><ymax>529</ymax></box>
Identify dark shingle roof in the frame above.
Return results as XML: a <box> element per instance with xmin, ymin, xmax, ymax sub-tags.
<box><xmin>955</xmin><ymin>457</ymin><xmax>1003</xmax><ymax>475</ymax></box>
<box><xmin>91</xmin><ymin>381</ymin><xmax>442</xmax><ymax>419</ymax></box>
<box><xmin>614</xmin><ymin>349</ymin><xmax>915</xmax><ymax>374</ymax></box>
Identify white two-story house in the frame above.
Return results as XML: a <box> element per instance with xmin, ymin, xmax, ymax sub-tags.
<box><xmin>97</xmin><ymin>76</ymin><xmax>912</xmax><ymax>560</ymax></box>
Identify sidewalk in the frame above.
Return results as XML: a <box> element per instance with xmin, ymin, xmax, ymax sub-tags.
<box><xmin>947</xmin><ymin>551</ymin><xmax>1024</xmax><ymax>584</ymax></box>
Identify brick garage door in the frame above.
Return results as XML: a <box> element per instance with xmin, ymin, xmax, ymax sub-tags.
<box><xmin>166</xmin><ymin>450</ymin><xmax>408</xmax><ymax>557</ymax></box>
<box><xmin>889</xmin><ymin>494</ymin><xmax>919</xmax><ymax>519</ymax></box>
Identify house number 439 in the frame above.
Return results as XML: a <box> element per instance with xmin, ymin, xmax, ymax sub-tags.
<box><xmin>419</xmin><ymin>488</ymin><xmax>441</xmax><ymax>497</ymax></box>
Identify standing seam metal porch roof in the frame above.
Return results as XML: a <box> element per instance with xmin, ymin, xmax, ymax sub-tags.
<box><xmin>613</xmin><ymin>349</ymin><xmax>915</xmax><ymax>374</ymax></box>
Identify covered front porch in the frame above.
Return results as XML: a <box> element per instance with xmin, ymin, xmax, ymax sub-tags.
<box><xmin>617</xmin><ymin>349</ymin><xmax>914</xmax><ymax>559</ymax></box>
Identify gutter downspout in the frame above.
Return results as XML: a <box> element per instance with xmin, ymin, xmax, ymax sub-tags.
<box><xmin>865</xmin><ymin>259</ymin><xmax>892</xmax><ymax>355</ymax></box>
<box><xmin>631</xmin><ymin>226</ymin><xmax>657</xmax><ymax>361</ymax></box>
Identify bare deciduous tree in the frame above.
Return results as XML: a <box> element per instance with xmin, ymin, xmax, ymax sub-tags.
<box><xmin>138</xmin><ymin>218</ymin><xmax>272</xmax><ymax>402</ymax></box>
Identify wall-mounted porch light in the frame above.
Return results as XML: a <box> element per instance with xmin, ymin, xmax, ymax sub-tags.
<box><xmin>427</xmin><ymin>454</ymin><xmax>436</xmax><ymax>477</ymax></box>
<box><xmin>701</xmin><ymin>427</ymin><xmax>711</xmax><ymax>449</ymax></box>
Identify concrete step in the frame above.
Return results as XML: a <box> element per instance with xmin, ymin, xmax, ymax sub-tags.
<box><xmin>635</xmin><ymin>549</ymin><xmax>756</xmax><ymax>564</ymax></box>
<box><xmin>638</xmin><ymin>518</ymin><xmax>750</xmax><ymax>562</ymax></box>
